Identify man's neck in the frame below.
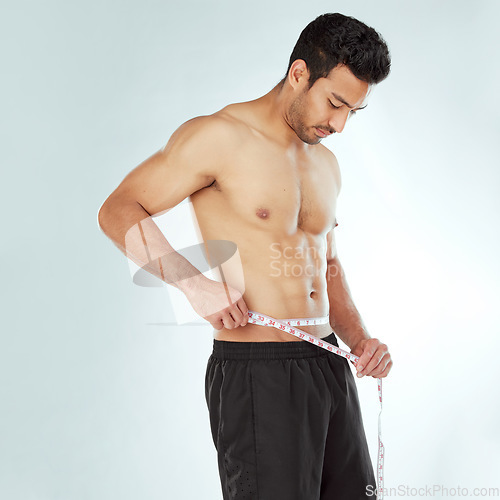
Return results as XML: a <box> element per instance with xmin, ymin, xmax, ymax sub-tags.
<box><xmin>252</xmin><ymin>83</ymin><xmax>310</xmax><ymax>150</ymax></box>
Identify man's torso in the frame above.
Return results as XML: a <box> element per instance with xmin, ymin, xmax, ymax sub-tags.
<box><xmin>189</xmin><ymin>102</ymin><xmax>340</xmax><ymax>341</ymax></box>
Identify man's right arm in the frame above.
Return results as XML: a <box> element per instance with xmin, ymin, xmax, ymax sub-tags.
<box><xmin>97</xmin><ymin>115</ymin><xmax>248</xmax><ymax>329</ymax></box>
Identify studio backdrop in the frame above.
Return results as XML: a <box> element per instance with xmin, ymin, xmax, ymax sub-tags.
<box><xmin>1</xmin><ymin>1</ymin><xmax>499</xmax><ymax>499</ymax></box>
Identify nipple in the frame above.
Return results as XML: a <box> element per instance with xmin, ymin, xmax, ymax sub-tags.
<box><xmin>256</xmin><ymin>208</ymin><xmax>270</xmax><ymax>219</ymax></box>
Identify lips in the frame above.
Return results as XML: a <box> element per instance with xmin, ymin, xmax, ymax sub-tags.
<box><xmin>315</xmin><ymin>128</ymin><xmax>331</xmax><ymax>137</ymax></box>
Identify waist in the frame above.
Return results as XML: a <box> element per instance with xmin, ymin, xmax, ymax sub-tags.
<box><xmin>247</xmin><ymin>310</ymin><xmax>329</xmax><ymax>327</ymax></box>
<box><xmin>211</xmin><ymin>331</ymin><xmax>339</xmax><ymax>360</ymax></box>
<box><xmin>212</xmin><ymin>309</ymin><xmax>332</xmax><ymax>342</ymax></box>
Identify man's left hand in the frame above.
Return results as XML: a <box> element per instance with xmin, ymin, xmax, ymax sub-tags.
<box><xmin>350</xmin><ymin>338</ymin><xmax>393</xmax><ymax>378</ymax></box>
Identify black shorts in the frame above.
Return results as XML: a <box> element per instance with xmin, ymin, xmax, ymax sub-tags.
<box><xmin>205</xmin><ymin>332</ymin><xmax>376</xmax><ymax>500</ymax></box>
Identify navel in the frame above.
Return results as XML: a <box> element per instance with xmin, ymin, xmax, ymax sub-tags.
<box><xmin>256</xmin><ymin>208</ymin><xmax>270</xmax><ymax>220</ymax></box>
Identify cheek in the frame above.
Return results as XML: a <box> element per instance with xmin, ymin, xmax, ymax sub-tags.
<box><xmin>309</xmin><ymin>97</ymin><xmax>328</xmax><ymax>123</ymax></box>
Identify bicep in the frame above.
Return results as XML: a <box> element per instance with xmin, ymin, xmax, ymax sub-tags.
<box><xmin>104</xmin><ymin>116</ymin><xmax>225</xmax><ymax>216</ymax></box>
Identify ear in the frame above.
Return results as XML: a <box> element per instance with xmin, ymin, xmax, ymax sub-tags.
<box><xmin>287</xmin><ymin>59</ymin><xmax>310</xmax><ymax>90</ymax></box>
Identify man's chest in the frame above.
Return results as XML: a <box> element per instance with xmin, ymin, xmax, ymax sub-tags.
<box><xmin>198</xmin><ymin>146</ymin><xmax>339</xmax><ymax>236</ymax></box>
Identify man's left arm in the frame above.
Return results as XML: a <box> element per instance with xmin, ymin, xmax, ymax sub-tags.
<box><xmin>325</xmin><ymin>227</ymin><xmax>393</xmax><ymax>378</ymax></box>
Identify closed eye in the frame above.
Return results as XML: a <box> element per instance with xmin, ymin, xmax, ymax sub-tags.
<box><xmin>329</xmin><ymin>100</ymin><xmax>359</xmax><ymax>116</ymax></box>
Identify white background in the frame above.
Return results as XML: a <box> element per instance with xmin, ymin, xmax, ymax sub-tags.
<box><xmin>1</xmin><ymin>0</ymin><xmax>499</xmax><ymax>498</ymax></box>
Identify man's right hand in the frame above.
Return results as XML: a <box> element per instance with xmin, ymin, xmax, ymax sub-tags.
<box><xmin>182</xmin><ymin>275</ymin><xmax>249</xmax><ymax>330</ymax></box>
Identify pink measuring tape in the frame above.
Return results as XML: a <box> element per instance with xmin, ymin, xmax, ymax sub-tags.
<box><xmin>247</xmin><ymin>310</ymin><xmax>384</xmax><ymax>500</ymax></box>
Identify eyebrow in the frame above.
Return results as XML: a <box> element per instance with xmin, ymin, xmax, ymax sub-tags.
<box><xmin>331</xmin><ymin>92</ymin><xmax>368</xmax><ymax>111</ymax></box>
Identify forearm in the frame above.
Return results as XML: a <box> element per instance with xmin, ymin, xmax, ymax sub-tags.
<box><xmin>98</xmin><ymin>197</ymin><xmax>205</xmax><ymax>293</ymax></box>
<box><xmin>326</xmin><ymin>257</ymin><xmax>371</xmax><ymax>350</ymax></box>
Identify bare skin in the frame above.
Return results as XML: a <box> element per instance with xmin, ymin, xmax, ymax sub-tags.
<box><xmin>98</xmin><ymin>61</ymin><xmax>393</xmax><ymax>379</ymax></box>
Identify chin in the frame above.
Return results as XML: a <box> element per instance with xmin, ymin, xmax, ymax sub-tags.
<box><xmin>297</xmin><ymin>131</ymin><xmax>320</xmax><ymax>145</ymax></box>
<box><xmin>307</xmin><ymin>135</ymin><xmax>322</xmax><ymax>145</ymax></box>
<box><xmin>308</xmin><ymin>128</ymin><xmax>324</xmax><ymax>145</ymax></box>
<box><xmin>293</xmin><ymin>124</ymin><xmax>321</xmax><ymax>145</ymax></box>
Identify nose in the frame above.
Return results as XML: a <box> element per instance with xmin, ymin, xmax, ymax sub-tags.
<box><xmin>328</xmin><ymin>109</ymin><xmax>350</xmax><ymax>134</ymax></box>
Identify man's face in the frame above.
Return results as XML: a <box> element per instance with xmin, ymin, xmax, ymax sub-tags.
<box><xmin>288</xmin><ymin>64</ymin><xmax>371</xmax><ymax>145</ymax></box>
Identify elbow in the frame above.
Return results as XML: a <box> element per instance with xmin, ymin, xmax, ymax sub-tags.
<box><xmin>97</xmin><ymin>199</ymin><xmax>111</xmax><ymax>233</ymax></box>
<box><xmin>326</xmin><ymin>255</ymin><xmax>342</xmax><ymax>280</ymax></box>
<box><xmin>326</xmin><ymin>254</ymin><xmax>339</xmax><ymax>266</ymax></box>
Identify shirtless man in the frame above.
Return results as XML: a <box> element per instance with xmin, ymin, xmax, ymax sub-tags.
<box><xmin>98</xmin><ymin>13</ymin><xmax>393</xmax><ymax>500</ymax></box>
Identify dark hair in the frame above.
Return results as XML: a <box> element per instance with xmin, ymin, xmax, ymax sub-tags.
<box><xmin>284</xmin><ymin>13</ymin><xmax>391</xmax><ymax>88</ymax></box>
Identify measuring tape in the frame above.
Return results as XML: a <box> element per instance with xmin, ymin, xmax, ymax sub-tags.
<box><xmin>247</xmin><ymin>310</ymin><xmax>384</xmax><ymax>500</ymax></box>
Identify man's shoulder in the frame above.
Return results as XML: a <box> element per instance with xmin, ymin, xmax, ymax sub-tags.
<box><xmin>173</xmin><ymin>110</ymin><xmax>239</xmax><ymax>140</ymax></box>
<box><xmin>178</xmin><ymin>104</ymin><xmax>251</xmax><ymax>139</ymax></box>
<box><xmin>164</xmin><ymin>107</ymin><xmax>249</xmax><ymax>162</ymax></box>
<box><xmin>316</xmin><ymin>144</ymin><xmax>340</xmax><ymax>170</ymax></box>
<box><xmin>314</xmin><ymin>144</ymin><xmax>342</xmax><ymax>191</ymax></box>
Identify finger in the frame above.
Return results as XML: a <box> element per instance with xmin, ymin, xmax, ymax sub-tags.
<box><xmin>358</xmin><ymin>350</ymin><xmax>385</xmax><ymax>378</ymax></box>
<box><xmin>222</xmin><ymin>313</ymin><xmax>237</xmax><ymax>330</ymax></box>
<box><xmin>236</xmin><ymin>299</ymin><xmax>249</xmax><ymax>325</ymax></box>
<box><xmin>357</xmin><ymin>345</ymin><xmax>388</xmax><ymax>378</ymax></box>
<box><xmin>210</xmin><ymin>317</ymin><xmax>224</xmax><ymax>331</ymax></box>
<box><xmin>375</xmin><ymin>359</ymin><xmax>393</xmax><ymax>379</ymax></box>
<box><xmin>370</xmin><ymin>361</ymin><xmax>392</xmax><ymax>379</ymax></box>
<box><xmin>368</xmin><ymin>354</ymin><xmax>392</xmax><ymax>378</ymax></box>
<box><xmin>355</xmin><ymin>340</ymin><xmax>379</xmax><ymax>375</ymax></box>
<box><xmin>229</xmin><ymin>306</ymin><xmax>243</xmax><ymax>327</ymax></box>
